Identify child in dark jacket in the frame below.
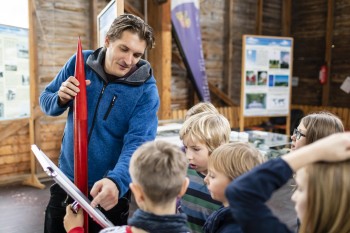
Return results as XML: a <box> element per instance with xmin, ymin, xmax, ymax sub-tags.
<box><xmin>226</xmin><ymin>133</ymin><xmax>350</xmax><ymax>233</ymax></box>
<box><xmin>64</xmin><ymin>140</ymin><xmax>191</xmax><ymax>233</ymax></box>
<box><xmin>202</xmin><ymin>142</ymin><xmax>265</xmax><ymax>233</ymax></box>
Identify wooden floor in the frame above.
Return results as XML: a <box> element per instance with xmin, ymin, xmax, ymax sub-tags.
<box><xmin>0</xmin><ymin>179</ymin><xmax>297</xmax><ymax>233</ymax></box>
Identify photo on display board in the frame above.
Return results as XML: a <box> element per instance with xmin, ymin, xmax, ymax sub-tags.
<box><xmin>280</xmin><ymin>51</ymin><xmax>290</xmax><ymax>69</ymax></box>
<box><xmin>257</xmin><ymin>71</ymin><xmax>268</xmax><ymax>86</ymax></box>
<box><xmin>274</xmin><ymin>75</ymin><xmax>289</xmax><ymax>87</ymax></box>
<box><xmin>246</xmin><ymin>93</ymin><xmax>266</xmax><ymax>109</ymax></box>
<box><xmin>246</xmin><ymin>49</ymin><xmax>257</xmax><ymax>67</ymax></box>
<box><xmin>246</xmin><ymin>70</ymin><xmax>256</xmax><ymax>85</ymax></box>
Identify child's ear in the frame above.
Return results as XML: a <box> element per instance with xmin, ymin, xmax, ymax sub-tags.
<box><xmin>178</xmin><ymin>177</ymin><xmax>190</xmax><ymax>197</ymax></box>
<box><xmin>130</xmin><ymin>183</ymin><xmax>145</xmax><ymax>204</ymax></box>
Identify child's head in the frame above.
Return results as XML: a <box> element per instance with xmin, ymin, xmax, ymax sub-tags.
<box><xmin>204</xmin><ymin>142</ymin><xmax>265</xmax><ymax>205</ymax></box>
<box><xmin>129</xmin><ymin>140</ymin><xmax>189</xmax><ymax>206</ymax></box>
<box><xmin>291</xmin><ymin>111</ymin><xmax>344</xmax><ymax>150</ymax></box>
<box><xmin>185</xmin><ymin>102</ymin><xmax>218</xmax><ymax>120</ymax></box>
<box><xmin>179</xmin><ymin>112</ymin><xmax>231</xmax><ymax>174</ymax></box>
<box><xmin>293</xmin><ymin>160</ymin><xmax>350</xmax><ymax>233</ymax></box>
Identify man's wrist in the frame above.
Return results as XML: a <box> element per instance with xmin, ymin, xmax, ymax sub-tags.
<box><xmin>104</xmin><ymin>177</ymin><xmax>121</xmax><ymax>197</ymax></box>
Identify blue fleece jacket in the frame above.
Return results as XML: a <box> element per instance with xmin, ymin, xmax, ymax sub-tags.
<box><xmin>39</xmin><ymin>48</ymin><xmax>159</xmax><ymax>197</ymax></box>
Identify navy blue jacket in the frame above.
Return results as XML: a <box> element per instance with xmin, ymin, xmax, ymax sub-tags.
<box><xmin>203</xmin><ymin>206</ymin><xmax>243</xmax><ymax>233</ymax></box>
<box><xmin>225</xmin><ymin>158</ymin><xmax>293</xmax><ymax>233</ymax></box>
<box><xmin>39</xmin><ymin>47</ymin><xmax>159</xmax><ymax>197</ymax></box>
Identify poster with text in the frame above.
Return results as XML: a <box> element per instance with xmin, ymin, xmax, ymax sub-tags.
<box><xmin>242</xmin><ymin>35</ymin><xmax>293</xmax><ymax>116</ymax></box>
<box><xmin>0</xmin><ymin>24</ymin><xmax>29</xmax><ymax>120</ymax></box>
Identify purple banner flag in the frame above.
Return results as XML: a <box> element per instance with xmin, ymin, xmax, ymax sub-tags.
<box><xmin>171</xmin><ymin>0</ymin><xmax>210</xmax><ymax>101</ymax></box>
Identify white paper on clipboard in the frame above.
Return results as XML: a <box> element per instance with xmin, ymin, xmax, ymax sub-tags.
<box><xmin>31</xmin><ymin>144</ymin><xmax>114</xmax><ymax>228</ymax></box>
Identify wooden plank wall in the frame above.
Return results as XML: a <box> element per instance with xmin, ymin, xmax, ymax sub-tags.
<box><xmin>291</xmin><ymin>0</ymin><xmax>327</xmax><ymax>106</ymax></box>
<box><xmin>329</xmin><ymin>0</ymin><xmax>350</xmax><ymax>107</ymax></box>
<box><xmin>0</xmin><ymin>120</ymin><xmax>31</xmax><ymax>184</ymax></box>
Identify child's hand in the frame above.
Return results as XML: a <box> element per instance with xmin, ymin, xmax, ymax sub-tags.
<box><xmin>63</xmin><ymin>204</ymin><xmax>84</xmax><ymax>232</ymax></box>
<box><xmin>315</xmin><ymin>132</ymin><xmax>350</xmax><ymax>162</ymax></box>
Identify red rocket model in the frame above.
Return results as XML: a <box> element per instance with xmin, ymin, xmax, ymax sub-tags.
<box><xmin>74</xmin><ymin>37</ymin><xmax>88</xmax><ymax>232</ymax></box>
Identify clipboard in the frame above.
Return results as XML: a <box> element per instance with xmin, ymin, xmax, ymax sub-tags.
<box><xmin>31</xmin><ymin>144</ymin><xmax>115</xmax><ymax>228</ymax></box>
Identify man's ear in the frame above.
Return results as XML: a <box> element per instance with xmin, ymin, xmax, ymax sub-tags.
<box><xmin>178</xmin><ymin>177</ymin><xmax>189</xmax><ymax>197</ymax></box>
<box><xmin>104</xmin><ymin>36</ymin><xmax>110</xmax><ymax>47</ymax></box>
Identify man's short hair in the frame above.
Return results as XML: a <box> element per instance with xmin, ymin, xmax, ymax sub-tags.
<box><xmin>129</xmin><ymin>140</ymin><xmax>188</xmax><ymax>204</ymax></box>
<box><xmin>106</xmin><ymin>13</ymin><xmax>155</xmax><ymax>49</ymax></box>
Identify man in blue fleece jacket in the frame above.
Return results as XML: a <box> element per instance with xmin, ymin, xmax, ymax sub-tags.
<box><xmin>39</xmin><ymin>14</ymin><xmax>159</xmax><ymax>233</ymax></box>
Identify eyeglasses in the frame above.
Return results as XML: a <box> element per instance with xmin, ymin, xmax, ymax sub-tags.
<box><xmin>293</xmin><ymin>128</ymin><xmax>306</xmax><ymax>140</ymax></box>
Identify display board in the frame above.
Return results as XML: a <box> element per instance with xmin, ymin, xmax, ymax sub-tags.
<box><xmin>0</xmin><ymin>24</ymin><xmax>29</xmax><ymax>120</ymax></box>
<box><xmin>240</xmin><ymin>35</ymin><xmax>293</xmax><ymax>133</ymax></box>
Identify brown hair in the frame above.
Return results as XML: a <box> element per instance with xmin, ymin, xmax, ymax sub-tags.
<box><xmin>299</xmin><ymin>160</ymin><xmax>350</xmax><ymax>233</ymax></box>
<box><xmin>208</xmin><ymin>142</ymin><xmax>265</xmax><ymax>180</ymax></box>
<box><xmin>106</xmin><ymin>14</ymin><xmax>155</xmax><ymax>49</ymax></box>
<box><xmin>179</xmin><ymin>112</ymin><xmax>231</xmax><ymax>154</ymax></box>
<box><xmin>129</xmin><ymin>140</ymin><xmax>188</xmax><ymax>204</ymax></box>
<box><xmin>301</xmin><ymin>112</ymin><xmax>344</xmax><ymax>145</ymax></box>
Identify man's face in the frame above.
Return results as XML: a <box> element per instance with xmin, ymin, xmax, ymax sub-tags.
<box><xmin>104</xmin><ymin>30</ymin><xmax>146</xmax><ymax>77</ymax></box>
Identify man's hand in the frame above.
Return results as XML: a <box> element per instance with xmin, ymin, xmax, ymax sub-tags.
<box><xmin>63</xmin><ymin>204</ymin><xmax>84</xmax><ymax>232</ymax></box>
<box><xmin>90</xmin><ymin>178</ymin><xmax>119</xmax><ymax>211</ymax></box>
<box><xmin>58</xmin><ymin>76</ymin><xmax>91</xmax><ymax>106</ymax></box>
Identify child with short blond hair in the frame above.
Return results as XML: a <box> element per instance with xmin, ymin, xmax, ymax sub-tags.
<box><xmin>64</xmin><ymin>140</ymin><xmax>191</xmax><ymax>233</ymax></box>
<box><xmin>178</xmin><ymin>112</ymin><xmax>231</xmax><ymax>233</ymax></box>
<box><xmin>185</xmin><ymin>102</ymin><xmax>219</xmax><ymax>120</ymax></box>
<box><xmin>203</xmin><ymin>142</ymin><xmax>265</xmax><ymax>233</ymax></box>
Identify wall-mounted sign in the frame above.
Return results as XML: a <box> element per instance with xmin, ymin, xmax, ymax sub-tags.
<box><xmin>241</xmin><ymin>35</ymin><xmax>293</xmax><ymax>117</ymax></box>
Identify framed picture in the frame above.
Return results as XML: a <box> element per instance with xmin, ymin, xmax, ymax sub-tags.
<box><xmin>97</xmin><ymin>0</ymin><xmax>117</xmax><ymax>48</ymax></box>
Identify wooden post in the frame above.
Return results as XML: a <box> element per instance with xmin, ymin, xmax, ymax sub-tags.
<box><xmin>322</xmin><ymin>0</ymin><xmax>334</xmax><ymax>106</ymax></box>
<box><xmin>282</xmin><ymin>0</ymin><xmax>291</xmax><ymax>36</ymax></box>
<box><xmin>147</xmin><ymin>0</ymin><xmax>172</xmax><ymax>120</ymax></box>
<box><xmin>116</xmin><ymin>0</ymin><xmax>124</xmax><ymax>16</ymax></box>
<box><xmin>90</xmin><ymin>0</ymin><xmax>98</xmax><ymax>49</ymax></box>
<box><xmin>23</xmin><ymin>0</ymin><xmax>45</xmax><ymax>189</ymax></box>
<box><xmin>223</xmin><ymin>0</ymin><xmax>234</xmax><ymax>97</ymax></box>
<box><xmin>255</xmin><ymin>0</ymin><xmax>263</xmax><ymax>35</ymax></box>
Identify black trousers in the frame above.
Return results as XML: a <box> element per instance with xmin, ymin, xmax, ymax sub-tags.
<box><xmin>44</xmin><ymin>183</ymin><xmax>130</xmax><ymax>233</ymax></box>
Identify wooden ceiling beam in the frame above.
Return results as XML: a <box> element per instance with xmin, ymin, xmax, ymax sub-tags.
<box><xmin>125</xmin><ymin>2</ymin><xmax>144</xmax><ymax>18</ymax></box>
